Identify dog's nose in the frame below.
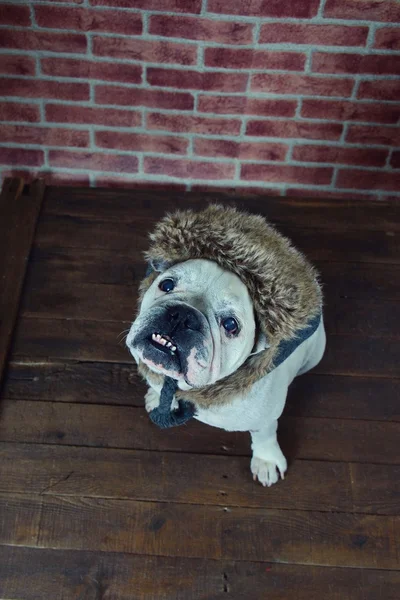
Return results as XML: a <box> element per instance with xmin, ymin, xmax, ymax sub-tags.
<box><xmin>168</xmin><ymin>305</ymin><xmax>201</xmax><ymax>332</ymax></box>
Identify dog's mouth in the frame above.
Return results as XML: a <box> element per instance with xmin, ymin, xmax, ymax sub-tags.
<box><xmin>150</xmin><ymin>332</ymin><xmax>178</xmax><ymax>356</ymax></box>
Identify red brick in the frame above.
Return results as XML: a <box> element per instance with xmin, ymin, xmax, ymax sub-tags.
<box><xmin>40</xmin><ymin>171</ymin><xmax>91</xmax><ymax>187</ymax></box>
<box><xmin>292</xmin><ymin>144</ymin><xmax>388</xmax><ymax>167</ymax></box>
<box><xmin>0</xmin><ymin>3</ymin><xmax>31</xmax><ymax>26</ymax></box>
<box><xmin>93</xmin><ymin>37</ymin><xmax>197</xmax><ymax>66</ymax></box>
<box><xmin>0</xmin><ymin>169</ymin><xmax>91</xmax><ymax>189</ymax></box>
<box><xmin>49</xmin><ymin>150</ymin><xmax>139</xmax><ymax>173</ymax></box>
<box><xmin>94</xmin><ymin>177</ymin><xmax>186</xmax><ymax>191</ymax></box>
<box><xmin>241</xmin><ymin>164</ymin><xmax>333</xmax><ymax>185</ymax></box>
<box><xmin>0</xmin><ymin>30</ymin><xmax>87</xmax><ymax>54</ymax></box>
<box><xmin>0</xmin><ymin>169</ymin><xmax>39</xmax><ymax>186</ymax></box>
<box><xmin>0</xmin><ymin>78</ymin><xmax>89</xmax><ymax>101</ymax></box>
<box><xmin>147</xmin><ymin>112</ymin><xmax>241</xmax><ymax>135</ymax></box>
<box><xmin>41</xmin><ymin>58</ymin><xmax>142</xmax><ymax>84</ymax></box>
<box><xmin>391</xmin><ymin>151</ymin><xmax>400</xmax><ymax>169</ymax></box>
<box><xmin>46</xmin><ymin>104</ymin><xmax>142</xmax><ymax>128</ymax></box>
<box><xmin>144</xmin><ymin>157</ymin><xmax>235</xmax><ymax>180</ymax></box>
<box><xmin>194</xmin><ymin>138</ymin><xmax>288</xmax><ymax>161</ymax></box>
<box><xmin>324</xmin><ymin>0</ymin><xmax>400</xmax><ymax>22</ymax></box>
<box><xmin>149</xmin><ymin>15</ymin><xmax>253</xmax><ymax>44</ymax></box>
<box><xmin>346</xmin><ymin>125</ymin><xmax>400</xmax><ymax>146</ymax></box>
<box><xmin>90</xmin><ymin>0</ymin><xmax>201</xmax><ymax>13</ymax></box>
<box><xmin>95</xmin><ymin>86</ymin><xmax>194</xmax><ymax>110</ymax></box>
<box><xmin>251</xmin><ymin>74</ymin><xmax>354</xmax><ymax>97</ymax></box>
<box><xmin>358</xmin><ymin>80</ymin><xmax>400</xmax><ymax>101</ymax></box>
<box><xmin>246</xmin><ymin>120</ymin><xmax>343</xmax><ymax>141</ymax></box>
<box><xmin>301</xmin><ymin>99</ymin><xmax>400</xmax><ymax>125</ymax></box>
<box><xmin>205</xmin><ymin>48</ymin><xmax>305</xmax><ymax>71</ymax></box>
<box><xmin>0</xmin><ymin>78</ymin><xmax>89</xmax><ymax>100</ymax></box>
<box><xmin>286</xmin><ymin>188</ymin><xmax>378</xmax><ymax>200</ymax></box>
<box><xmin>0</xmin><ymin>55</ymin><xmax>35</xmax><ymax>76</ymax></box>
<box><xmin>95</xmin><ymin>131</ymin><xmax>188</xmax><ymax>154</ymax></box>
<box><xmin>198</xmin><ymin>95</ymin><xmax>296</xmax><ymax>117</ymax></box>
<box><xmin>337</xmin><ymin>169</ymin><xmax>400</xmax><ymax>191</ymax></box>
<box><xmin>380</xmin><ymin>195</ymin><xmax>400</xmax><ymax>201</ymax></box>
<box><xmin>0</xmin><ymin>125</ymin><xmax>89</xmax><ymax>148</ymax></box>
<box><xmin>208</xmin><ymin>0</ymin><xmax>319</xmax><ymax>18</ymax></box>
<box><xmin>312</xmin><ymin>52</ymin><xmax>400</xmax><ymax>76</ymax></box>
<box><xmin>35</xmin><ymin>6</ymin><xmax>142</xmax><ymax>35</ymax></box>
<box><xmin>0</xmin><ymin>147</ymin><xmax>44</xmax><ymax>166</ymax></box>
<box><xmin>374</xmin><ymin>27</ymin><xmax>400</xmax><ymax>51</ymax></box>
<box><xmin>259</xmin><ymin>23</ymin><xmax>368</xmax><ymax>47</ymax></box>
<box><xmin>0</xmin><ymin>102</ymin><xmax>40</xmax><ymax>123</ymax></box>
<box><xmin>147</xmin><ymin>68</ymin><xmax>247</xmax><ymax>92</ymax></box>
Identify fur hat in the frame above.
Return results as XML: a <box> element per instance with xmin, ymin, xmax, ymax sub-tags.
<box><xmin>137</xmin><ymin>204</ymin><xmax>322</xmax><ymax>408</ymax></box>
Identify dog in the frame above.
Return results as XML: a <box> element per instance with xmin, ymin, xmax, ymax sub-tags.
<box><xmin>126</xmin><ymin>205</ymin><xmax>326</xmax><ymax>487</ymax></box>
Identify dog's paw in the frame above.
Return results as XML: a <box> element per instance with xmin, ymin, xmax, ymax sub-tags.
<box><xmin>145</xmin><ymin>388</ymin><xmax>160</xmax><ymax>413</ymax></box>
<box><xmin>251</xmin><ymin>449</ymin><xmax>287</xmax><ymax>487</ymax></box>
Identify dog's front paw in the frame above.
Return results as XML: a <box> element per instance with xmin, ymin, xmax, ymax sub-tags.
<box><xmin>145</xmin><ymin>388</ymin><xmax>160</xmax><ymax>413</ymax></box>
<box><xmin>251</xmin><ymin>448</ymin><xmax>287</xmax><ymax>487</ymax></box>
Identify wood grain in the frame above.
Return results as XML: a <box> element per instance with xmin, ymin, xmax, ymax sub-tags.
<box><xmin>1</xmin><ymin>546</ymin><xmax>399</xmax><ymax>600</ymax></box>
<box><xmin>3</xmin><ymin>361</ymin><xmax>399</xmax><ymax>422</ymax></box>
<box><xmin>34</xmin><ymin>214</ymin><xmax>400</xmax><ymax>263</ymax></box>
<box><xmin>1</xmin><ymin>184</ymin><xmax>400</xmax><ymax>595</ymax></box>
<box><xmin>0</xmin><ymin>178</ymin><xmax>45</xmax><ymax>385</ymax></box>
<box><xmin>0</xmin><ymin>400</ymin><xmax>399</xmax><ymax>464</ymax></box>
<box><xmin>43</xmin><ymin>186</ymin><xmax>400</xmax><ymax>232</ymax></box>
<box><xmin>9</xmin><ymin>317</ymin><xmax>400</xmax><ymax>377</ymax></box>
<box><xmin>25</xmin><ymin>246</ymin><xmax>400</xmax><ymax>300</ymax></box>
<box><xmin>1</xmin><ymin>442</ymin><xmax>399</xmax><ymax>515</ymax></box>
<box><xmin>18</xmin><ymin>281</ymin><xmax>400</xmax><ymax>339</ymax></box>
<box><xmin>0</xmin><ymin>493</ymin><xmax>398</xmax><ymax>569</ymax></box>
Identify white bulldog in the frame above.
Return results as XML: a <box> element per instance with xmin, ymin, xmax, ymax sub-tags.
<box><xmin>126</xmin><ymin>205</ymin><xmax>326</xmax><ymax>487</ymax></box>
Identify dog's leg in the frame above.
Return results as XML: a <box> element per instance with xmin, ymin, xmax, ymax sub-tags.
<box><xmin>145</xmin><ymin>387</ymin><xmax>161</xmax><ymax>413</ymax></box>
<box><xmin>250</xmin><ymin>419</ymin><xmax>287</xmax><ymax>487</ymax></box>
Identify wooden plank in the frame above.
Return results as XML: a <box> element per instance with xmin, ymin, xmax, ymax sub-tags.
<box><xmin>27</xmin><ymin>246</ymin><xmax>147</xmax><ymax>287</ymax></box>
<box><xmin>2</xmin><ymin>442</ymin><xmax>399</xmax><ymax>515</ymax></box>
<box><xmin>10</xmin><ymin>317</ymin><xmax>400</xmax><ymax>377</ymax></box>
<box><xmin>0</xmin><ymin>493</ymin><xmax>398</xmax><ymax>569</ymax></box>
<box><xmin>0</xmin><ymin>178</ymin><xmax>45</xmax><ymax>385</ymax></box>
<box><xmin>18</xmin><ymin>282</ymin><xmax>400</xmax><ymax>339</ymax></box>
<box><xmin>25</xmin><ymin>246</ymin><xmax>400</xmax><ymax>301</ymax></box>
<box><xmin>0</xmin><ymin>400</ymin><xmax>399</xmax><ymax>464</ymax></box>
<box><xmin>316</xmin><ymin>335</ymin><xmax>400</xmax><ymax>378</ymax></box>
<box><xmin>2</xmin><ymin>360</ymin><xmax>147</xmax><ymax>406</ymax></box>
<box><xmin>3</xmin><ymin>362</ymin><xmax>399</xmax><ymax>422</ymax></box>
<box><xmin>0</xmin><ymin>443</ymin><xmax>352</xmax><ymax>513</ymax></box>
<box><xmin>34</xmin><ymin>213</ymin><xmax>400</xmax><ymax>264</ymax></box>
<box><xmin>1</xmin><ymin>547</ymin><xmax>399</xmax><ymax>600</ymax></box>
<box><xmin>43</xmin><ymin>185</ymin><xmax>400</xmax><ymax>232</ymax></box>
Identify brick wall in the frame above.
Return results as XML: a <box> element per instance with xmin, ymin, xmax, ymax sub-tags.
<box><xmin>0</xmin><ymin>0</ymin><xmax>399</xmax><ymax>199</ymax></box>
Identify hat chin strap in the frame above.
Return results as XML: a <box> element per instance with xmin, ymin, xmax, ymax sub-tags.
<box><xmin>148</xmin><ymin>376</ymin><xmax>196</xmax><ymax>429</ymax></box>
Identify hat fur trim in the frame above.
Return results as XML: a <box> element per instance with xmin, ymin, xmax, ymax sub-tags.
<box><xmin>137</xmin><ymin>204</ymin><xmax>322</xmax><ymax>408</ymax></box>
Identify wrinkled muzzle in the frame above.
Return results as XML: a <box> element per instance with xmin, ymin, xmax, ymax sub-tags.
<box><xmin>129</xmin><ymin>302</ymin><xmax>214</xmax><ymax>387</ymax></box>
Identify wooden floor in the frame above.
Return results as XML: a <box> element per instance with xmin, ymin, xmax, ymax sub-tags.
<box><xmin>0</xmin><ymin>181</ymin><xmax>399</xmax><ymax>599</ymax></box>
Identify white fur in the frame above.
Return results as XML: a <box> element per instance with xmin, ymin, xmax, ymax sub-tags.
<box><xmin>145</xmin><ymin>319</ymin><xmax>326</xmax><ymax>487</ymax></box>
<box><xmin>132</xmin><ymin>258</ymin><xmax>326</xmax><ymax>487</ymax></box>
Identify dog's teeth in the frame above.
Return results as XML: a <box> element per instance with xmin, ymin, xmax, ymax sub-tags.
<box><xmin>166</xmin><ymin>342</ymin><xmax>172</xmax><ymax>348</ymax></box>
<box><xmin>171</xmin><ymin>345</ymin><xmax>176</xmax><ymax>352</ymax></box>
<box><xmin>160</xmin><ymin>338</ymin><xmax>167</xmax><ymax>346</ymax></box>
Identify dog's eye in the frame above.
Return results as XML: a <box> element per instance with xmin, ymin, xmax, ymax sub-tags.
<box><xmin>222</xmin><ymin>317</ymin><xmax>239</xmax><ymax>335</ymax></box>
<box><xmin>159</xmin><ymin>278</ymin><xmax>175</xmax><ymax>293</ymax></box>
